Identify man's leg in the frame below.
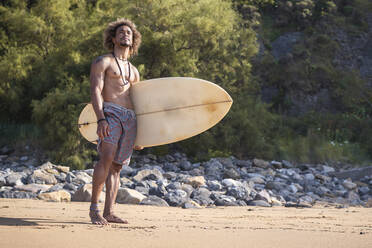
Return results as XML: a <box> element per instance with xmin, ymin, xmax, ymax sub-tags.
<box><xmin>90</xmin><ymin>142</ymin><xmax>117</xmax><ymax>225</ymax></box>
<box><xmin>103</xmin><ymin>162</ymin><xmax>128</xmax><ymax>223</ymax></box>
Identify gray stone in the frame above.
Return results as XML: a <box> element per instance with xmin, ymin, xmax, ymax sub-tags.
<box><xmin>166</xmin><ymin>182</ymin><xmax>182</xmax><ymax>191</ymax></box>
<box><xmin>164</xmin><ymin>190</ymin><xmax>188</xmax><ymax>206</ymax></box>
<box><xmin>223</xmin><ymin>168</ymin><xmax>240</xmax><ymax>179</ymax></box>
<box><xmin>180</xmin><ymin>160</ymin><xmax>193</xmax><ymax>171</ymax></box>
<box><xmin>116</xmin><ymin>188</ymin><xmax>146</xmax><ymax>204</ymax></box>
<box><xmin>252</xmin><ymin>158</ymin><xmax>270</xmax><ymax>169</ymax></box>
<box><xmin>271</xmin><ymin>161</ymin><xmax>282</xmax><ymax>169</ymax></box>
<box><xmin>120</xmin><ymin>166</ymin><xmax>134</xmax><ymax>177</ymax></box>
<box><xmin>322</xmin><ymin>165</ymin><xmax>335</xmax><ymax>173</ymax></box>
<box><xmin>28</xmin><ymin>169</ymin><xmax>57</xmax><ymax>185</ymax></box>
<box><xmin>149</xmin><ymin>185</ymin><xmax>167</xmax><ymax>197</ymax></box>
<box><xmin>304</xmin><ymin>173</ymin><xmax>315</xmax><ymax>181</ymax></box>
<box><xmin>140</xmin><ymin>195</ymin><xmax>169</xmax><ymax>207</ymax></box>
<box><xmin>347</xmin><ymin>191</ymin><xmax>361</xmax><ymax>205</ymax></box>
<box><xmin>185</xmin><ymin>176</ymin><xmax>206</xmax><ymax>188</ymax></box>
<box><xmin>135</xmin><ymin>186</ymin><xmax>149</xmax><ymax>196</ymax></box>
<box><xmin>221</xmin><ymin>178</ymin><xmax>242</xmax><ymax>188</ymax></box>
<box><xmin>265</xmin><ymin>181</ymin><xmax>287</xmax><ymax>191</ymax></box>
<box><xmin>342</xmin><ymin>180</ymin><xmax>357</xmax><ymax>190</ymax></box>
<box><xmin>191</xmin><ymin>188</ymin><xmax>213</xmax><ymax>206</ymax></box>
<box><xmin>330</xmin><ymin>166</ymin><xmax>372</xmax><ymax>181</ymax></box>
<box><xmin>282</xmin><ymin>160</ymin><xmax>294</xmax><ymax>168</ymax></box>
<box><xmin>72</xmin><ymin>184</ymin><xmax>104</xmax><ymax>202</ymax></box>
<box><xmin>0</xmin><ymin>175</ymin><xmax>6</xmax><ymax>187</ymax></box>
<box><xmin>133</xmin><ymin>168</ymin><xmax>163</xmax><ymax>182</ymax></box>
<box><xmin>5</xmin><ymin>172</ymin><xmax>25</xmax><ymax>186</ymax></box>
<box><xmin>163</xmin><ymin>162</ymin><xmax>178</xmax><ymax>172</ymax></box>
<box><xmin>235</xmin><ymin>160</ymin><xmax>252</xmax><ymax>168</ymax></box>
<box><xmin>0</xmin><ymin>190</ymin><xmax>36</xmax><ymax>199</ymax></box>
<box><xmin>73</xmin><ymin>171</ymin><xmax>92</xmax><ymax>184</ymax></box>
<box><xmin>248</xmin><ymin>176</ymin><xmax>266</xmax><ymax>184</ymax></box>
<box><xmin>182</xmin><ymin>201</ymin><xmax>202</xmax><ymax>209</ymax></box>
<box><xmin>359</xmin><ymin>186</ymin><xmax>370</xmax><ymax>195</ymax></box>
<box><xmin>247</xmin><ymin>200</ymin><xmax>271</xmax><ymax>207</ymax></box>
<box><xmin>14</xmin><ymin>183</ymin><xmax>52</xmax><ymax>193</ymax></box>
<box><xmin>181</xmin><ymin>184</ymin><xmax>194</xmax><ymax>197</ymax></box>
<box><xmin>254</xmin><ymin>189</ymin><xmax>272</xmax><ymax>203</ymax></box>
<box><xmin>226</xmin><ymin>186</ymin><xmax>249</xmax><ymax>200</ymax></box>
<box><xmin>207</xmin><ymin>180</ymin><xmax>223</xmax><ymax>191</ymax></box>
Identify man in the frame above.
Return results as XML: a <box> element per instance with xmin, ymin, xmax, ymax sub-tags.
<box><xmin>89</xmin><ymin>18</ymin><xmax>142</xmax><ymax>225</ymax></box>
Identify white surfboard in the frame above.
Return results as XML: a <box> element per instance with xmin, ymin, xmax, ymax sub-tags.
<box><xmin>78</xmin><ymin>77</ymin><xmax>233</xmax><ymax>147</ymax></box>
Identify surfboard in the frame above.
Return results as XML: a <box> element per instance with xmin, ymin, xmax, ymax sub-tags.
<box><xmin>78</xmin><ymin>77</ymin><xmax>233</xmax><ymax>147</ymax></box>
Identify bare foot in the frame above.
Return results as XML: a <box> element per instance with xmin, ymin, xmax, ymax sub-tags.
<box><xmin>90</xmin><ymin>210</ymin><xmax>109</xmax><ymax>225</ymax></box>
<box><xmin>103</xmin><ymin>213</ymin><xmax>129</xmax><ymax>224</ymax></box>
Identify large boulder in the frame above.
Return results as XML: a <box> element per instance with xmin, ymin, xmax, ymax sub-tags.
<box><xmin>28</xmin><ymin>169</ymin><xmax>57</xmax><ymax>185</ymax></box>
<box><xmin>71</xmin><ymin>184</ymin><xmax>104</xmax><ymax>202</ymax></box>
<box><xmin>116</xmin><ymin>188</ymin><xmax>146</xmax><ymax>204</ymax></box>
<box><xmin>38</xmin><ymin>190</ymin><xmax>71</xmax><ymax>202</ymax></box>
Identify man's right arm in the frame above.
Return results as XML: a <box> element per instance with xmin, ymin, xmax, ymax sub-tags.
<box><xmin>90</xmin><ymin>56</ymin><xmax>109</xmax><ymax>139</ymax></box>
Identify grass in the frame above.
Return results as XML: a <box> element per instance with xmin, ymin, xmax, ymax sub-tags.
<box><xmin>0</xmin><ymin>123</ymin><xmax>42</xmax><ymax>148</ymax></box>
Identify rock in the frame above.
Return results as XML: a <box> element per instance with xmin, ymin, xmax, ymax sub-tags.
<box><xmin>182</xmin><ymin>200</ymin><xmax>202</xmax><ymax>209</ymax></box>
<box><xmin>56</xmin><ymin>165</ymin><xmax>70</xmax><ymax>173</ymax></box>
<box><xmin>133</xmin><ymin>168</ymin><xmax>163</xmax><ymax>182</ymax></box>
<box><xmin>116</xmin><ymin>188</ymin><xmax>146</xmax><ymax>204</ymax></box>
<box><xmin>0</xmin><ymin>175</ymin><xmax>6</xmax><ymax>187</ymax></box>
<box><xmin>0</xmin><ymin>191</ymin><xmax>36</xmax><ymax>199</ymax></box>
<box><xmin>304</xmin><ymin>173</ymin><xmax>315</xmax><ymax>181</ymax></box>
<box><xmin>135</xmin><ymin>186</ymin><xmax>149</xmax><ymax>196</ymax></box>
<box><xmin>285</xmin><ymin>202</ymin><xmax>312</xmax><ymax>208</ymax></box>
<box><xmin>265</xmin><ymin>181</ymin><xmax>287</xmax><ymax>191</ymax></box>
<box><xmin>235</xmin><ymin>160</ymin><xmax>252</xmax><ymax>168</ymax></box>
<box><xmin>149</xmin><ymin>185</ymin><xmax>167</xmax><ymax>197</ymax></box>
<box><xmin>38</xmin><ymin>190</ymin><xmax>71</xmax><ymax>202</ymax></box>
<box><xmin>120</xmin><ymin>166</ymin><xmax>134</xmax><ymax>177</ymax></box>
<box><xmin>330</xmin><ymin>166</ymin><xmax>372</xmax><ymax>181</ymax></box>
<box><xmin>0</xmin><ymin>146</ymin><xmax>15</xmax><ymax>155</ymax></box>
<box><xmin>322</xmin><ymin>165</ymin><xmax>335</xmax><ymax>174</ymax></box>
<box><xmin>359</xmin><ymin>186</ymin><xmax>370</xmax><ymax>195</ymax></box>
<box><xmin>72</xmin><ymin>184</ymin><xmax>104</xmax><ymax>202</ymax></box>
<box><xmin>271</xmin><ymin>197</ymin><xmax>284</xmax><ymax>206</ymax></box>
<box><xmin>166</xmin><ymin>182</ymin><xmax>182</xmax><ymax>191</ymax></box>
<box><xmin>214</xmin><ymin>194</ymin><xmax>239</xmax><ymax>206</ymax></box>
<box><xmin>140</xmin><ymin>195</ymin><xmax>169</xmax><ymax>207</ymax></box>
<box><xmin>221</xmin><ymin>178</ymin><xmax>242</xmax><ymax>188</ymax></box>
<box><xmin>282</xmin><ymin>160</ymin><xmax>294</xmax><ymax>168</ymax></box>
<box><xmin>342</xmin><ymin>179</ymin><xmax>357</xmax><ymax>190</ymax></box>
<box><xmin>181</xmin><ymin>184</ymin><xmax>194</xmax><ymax>197</ymax></box>
<box><xmin>5</xmin><ymin>173</ymin><xmax>25</xmax><ymax>186</ymax></box>
<box><xmin>14</xmin><ymin>184</ymin><xmax>52</xmax><ymax>193</ymax></box>
<box><xmin>226</xmin><ymin>186</ymin><xmax>249</xmax><ymax>200</ymax></box>
<box><xmin>223</xmin><ymin>168</ymin><xmax>240</xmax><ymax>179</ymax></box>
<box><xmin>247</xmin><ymin>200</ymin><xmax>271</xmax><ymax>207</ymax></box>
<box><xmin>28</xmin><ymin>169</ymin><xmax>57</xmax><ymax>185</ymax></box>
<box><xmin>204</xmin><ymin>159</ymin><xmax>223</xmax><ymax>179</ymax></box>
<box><xmin>366</xmin><ymin>198</ymin><xmax>372</xmax><ymax>208</ymax></box>
<box><xmin>73</xmin><ymin>171</ymin><xmax>92</xmax><ymax>184</ymax></box>
<box><xmin>191</xmin><ymin>188</ymin><xmax>213</xmax><ymax>206</ymax></box>
<box><xmin>254</xmin><ymin>189</ymin><xmax>272</xmax><ymax>203</ymax></box>
<box><xmin>164</xmin><ymin>190</ymin><xmax>188</xmax><ymax>206</ymax></box>
<box><xmin>207</xmin><ymin>180</ymin><xmax>223</xmax><ymax>191</ymax></box>
<box><xmin>185</xmin><ymin>176</ymin><xmax>206</xmax><ymax>188</ymax></box>
<box><xmin>347</xmin><ymin>191</ymin><xmax>361</xmax><ymax>205</ymax></box>
<box><xmin>253</xmin><ymin>159</ymin><xmax>270</xmax><ymax>169</ymax></box>
<box><xmin>271</xmin><ymin>161</ymin><xmax>282</xmax><ymax>169</ymax></box>
<box><xmin>180</xmin><ymin>160</ymin><xmax>193</xmax><ymax>171</ymax></box>
<box><xmin>249</xmin><ymin>177</ymin><xmax>266</xmax><ymax>184</ymax></box>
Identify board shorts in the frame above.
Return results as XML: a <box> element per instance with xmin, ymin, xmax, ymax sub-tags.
<box><xmin>97</xmin><ymin>102</ymin><xmax>137</xmax><ymax>166</ymax></box>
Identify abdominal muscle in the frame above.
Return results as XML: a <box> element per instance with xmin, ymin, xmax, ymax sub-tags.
<box><xmin>101</xmin><ymin>78</ymin><xmax>134</xmax><ymax>110</ymax></box>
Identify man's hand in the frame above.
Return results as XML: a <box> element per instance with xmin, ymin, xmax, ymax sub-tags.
<box><xmin>97</xmin><ymin>120</ymin><xmax>109</xmax><ymax>140</ymax></box>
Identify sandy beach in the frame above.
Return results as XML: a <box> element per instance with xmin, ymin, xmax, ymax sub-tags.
<box><xmin>0</xmin><ymin>199</ymin><xmax>371</xmax><ymax>248</ymax></box>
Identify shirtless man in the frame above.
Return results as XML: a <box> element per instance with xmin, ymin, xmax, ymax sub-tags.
<box><xmin>89</xmin><ymin>18</ymin><xmax>142</xmax><ymax>225</ymax></box>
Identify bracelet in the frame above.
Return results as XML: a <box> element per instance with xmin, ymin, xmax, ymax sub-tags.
<box><xmin>97</xmin><ymin>118</ymin><xmax>107</xmax><ymax>123</ymax></box>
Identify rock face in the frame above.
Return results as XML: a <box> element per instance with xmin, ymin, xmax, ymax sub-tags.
<box><xmin>0</xmin><ymin>153</ymin><xmax>371</xmax><ymax>209</ymax></box>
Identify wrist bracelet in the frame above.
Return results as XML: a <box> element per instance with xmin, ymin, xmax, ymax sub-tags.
<box><xmin>97</xmin><ymin>118</ymin><xmax>106</xmax><ymax>123</ymax></box>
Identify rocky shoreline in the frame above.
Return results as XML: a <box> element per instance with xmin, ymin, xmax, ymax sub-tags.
<box><xmin>1</xmin><ymin>149</ymin><xmax>371</xmax><ymax>209</ymax></box>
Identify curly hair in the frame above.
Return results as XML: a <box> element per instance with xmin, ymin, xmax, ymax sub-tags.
<box><xmin>103</xmin><ymin>18</ymin><xmax>142</xmax><ymax>57</ymax></box>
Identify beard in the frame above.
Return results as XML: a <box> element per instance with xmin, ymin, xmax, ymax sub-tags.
<box><xmin>120</xmin><ymin>40</ymin><xmax>132</xmax><ymax>47</ymax></box>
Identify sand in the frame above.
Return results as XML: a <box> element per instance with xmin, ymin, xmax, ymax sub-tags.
<box><xmin>0</xmin><ymin>199</ymin><xmax>371</xmax><ymax>248</ymax></box>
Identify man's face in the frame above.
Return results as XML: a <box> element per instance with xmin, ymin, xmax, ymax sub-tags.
<box><xmin>114</xmin><ymin>25</ymin><xmax>133</xmax><ymax>47</ymax></box>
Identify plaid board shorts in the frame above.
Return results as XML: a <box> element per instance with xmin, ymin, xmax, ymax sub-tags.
<box><xmin>97</xmin><ymin>102</ymin><xmax>137</xmax><ymax>166</ymax></box>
